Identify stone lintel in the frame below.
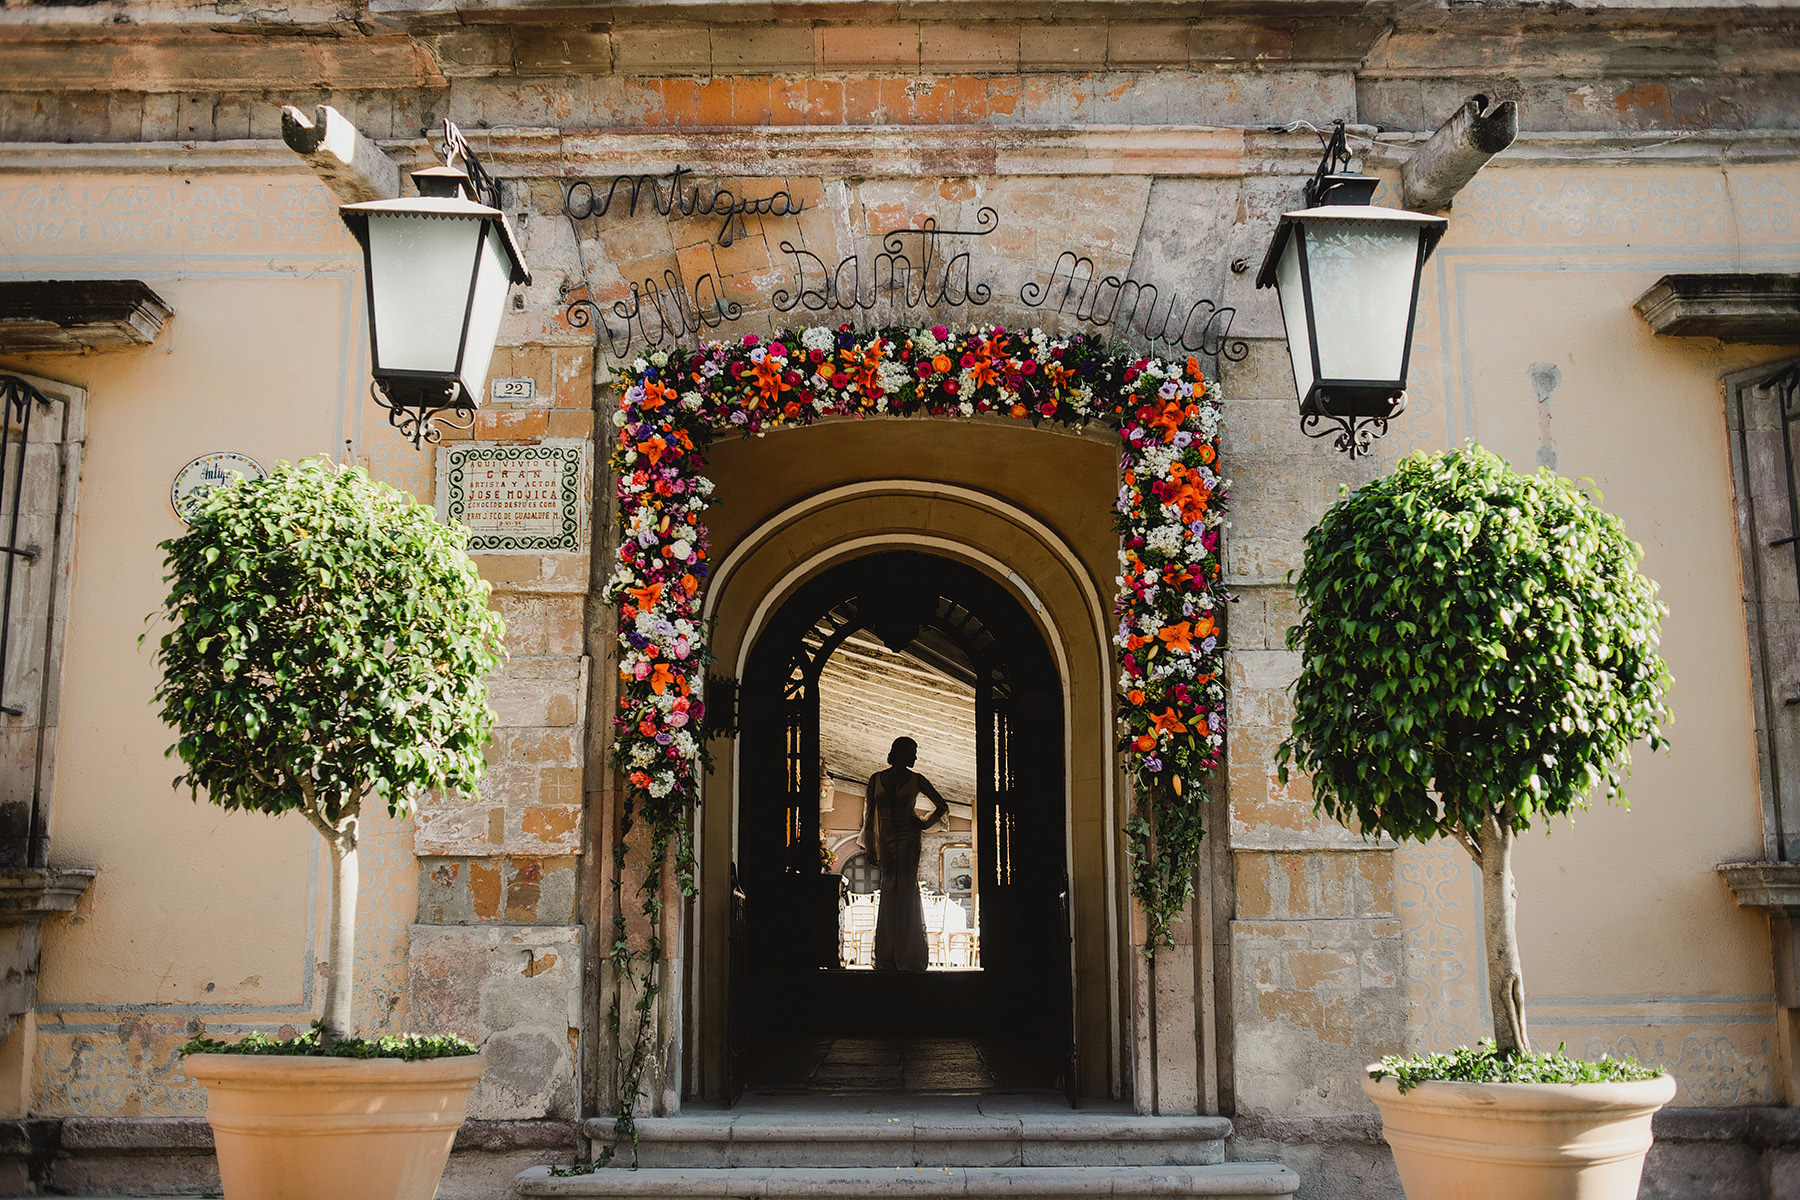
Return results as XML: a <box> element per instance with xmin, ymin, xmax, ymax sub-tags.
<box><xmin>1634</xmin><ymin>273</ymin><xmax>1800</xmax><ymax>344</ymax></box>
<box><xmin>0</xmin><ymin>866</ymin><xmax>94</xmax><ymax>919</ymax></box>
<box><xmin>0</xmin><ymin>282</ymin><xmax>171</xmax><ymax>354</ymax></box>
<box><xmin>1719</xmin><ymin>859</ymin><xmax>1800</xmax><ymax>913</ymax></box>
<box><xmin>1720</xmin><ymin>860</ymin><xmax>1800</xmax><ymax>1010</ymax></box>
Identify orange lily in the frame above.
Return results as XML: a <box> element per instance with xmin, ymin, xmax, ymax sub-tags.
<box><xmin>641</xmin><ymin>380</ymin><xmax>676</xmax><ymax>410</ymax></box>
<box><xmin>1157</xmin><ymin>622</ymin><xmax>1195</xmax><ymax>653</ymax></box>
<box><xmin>1150</xmin><ymin>707</ymin><xmax>1189</xmax><ymax>736</ymax></box>
<box><xmin>649</xmin><ymin>663</ymin><xmax>677</xmax><ymax>695</ymax></box>
<box><xmin>627</xmin><ymin>581</ymin><xmax>665</xmax><ymax>612</ymax></box>
<box><xmin>752</xmin><ymin>359</ymin><xmax>790</xmax><ymax>404</ymax></box>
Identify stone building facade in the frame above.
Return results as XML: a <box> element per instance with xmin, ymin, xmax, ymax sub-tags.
<box><xmin>0</xmin><ymin>1</ymin><xmax>1796</xmax><ymax>1196</ymax></box>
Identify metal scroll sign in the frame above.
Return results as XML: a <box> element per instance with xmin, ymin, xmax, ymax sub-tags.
<box><xmin>562</xmin><ymin>169</ymin><xmax>1247</xmax><ymax>363</ymax></box>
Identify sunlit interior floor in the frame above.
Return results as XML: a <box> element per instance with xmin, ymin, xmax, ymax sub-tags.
<box><xmin>743</xmin><ymin>1035</ymin><xmax>1062</xmax><ymax>1095</ymax></box>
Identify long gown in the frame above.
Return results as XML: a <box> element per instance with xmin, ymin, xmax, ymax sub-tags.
<box><xmin>865</xmin><ymin>769</ymin><xmax>930</xmax><ymax>972</ymax></box>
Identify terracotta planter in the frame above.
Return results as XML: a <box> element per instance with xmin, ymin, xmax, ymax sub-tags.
<box><xmin>1363</xmin><ymin>1068</ymin><xmax>1676</xmax><ymax>1200</ymax></box>
<box><xmin>186</xmin><ymin>1052</ymin><xmax>485</xmax><ymax>1200</ymax></box>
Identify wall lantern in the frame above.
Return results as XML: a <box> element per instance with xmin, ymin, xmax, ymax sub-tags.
<box><xmin>1256</xmin><ymin>121</ymin><xmax>1448</xmax><ymax>458</ymax></box>
<box><xmin>338</xmin><ymin>121</ymin><xmax>531</xmax><ymax>448</ymax></box>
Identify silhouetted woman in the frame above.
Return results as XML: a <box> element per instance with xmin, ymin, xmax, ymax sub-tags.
<box><xmin>861</xmin><ymin>736</ymin><xmax>950</xmax><ymax>972</ymax></box>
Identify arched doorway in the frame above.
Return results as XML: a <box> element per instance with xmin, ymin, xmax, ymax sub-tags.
<box><xmin>733</xmin><ymin>550</ymin><xmax>1073</xmax><ymax>1097</ymax></box>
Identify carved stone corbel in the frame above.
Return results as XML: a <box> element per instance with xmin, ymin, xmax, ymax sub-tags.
<box><xmin>0</xmin><ymin>867</ymin><xmax>94</xmax><ymax>1045</ymax></box>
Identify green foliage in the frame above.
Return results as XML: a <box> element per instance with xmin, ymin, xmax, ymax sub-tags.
<box><xmin>1276</xmin><ymin>444</ymin><xmax>1671</xmax><ymax>843</ymax></box>
<box><xmin>182</xmin><ymin>1025</ymin><xmax>477</xmax><ymax>1061</ymax></box>
<box><xmin>149</xmin><ymin>458</ymin><xmax>506</xmax><ymax>823</ymax></box>
<box><xmin>1370</xmin><ymin>1041</ymin><xmax>1662</xmax><ymax>1093</ymax></box>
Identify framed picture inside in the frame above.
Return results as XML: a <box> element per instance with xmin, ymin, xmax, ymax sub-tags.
<box><xmin>940</xmin><ymin>843</ymin><xmax>975</xmax><ymax>896</ymax></box>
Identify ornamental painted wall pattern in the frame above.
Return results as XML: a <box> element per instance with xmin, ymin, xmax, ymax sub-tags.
<box><xmin>0</xmin><ymin>181</ymin><xmax>335</xmax><ymax>248</ymax></box>
<box><xmin>1394</xmin><ymin>842</ymin><xmax>1481</xmax><ymax>1055</ymax></box>
<box><xmin>1458</xmin><ymin>170</ymin><xmax>1799</xmax><ymax>241</ymax></box>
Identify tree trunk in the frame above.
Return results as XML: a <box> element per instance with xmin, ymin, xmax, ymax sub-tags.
<box><xmin>1474</xmin><ymin>811</ymin><xmax>1531</xmax><ymax>1056</ymax></box>
<box><xmin>320</xmin><ymin>821</ymin><xmax>360</xmax><ymax>1044</ymax></box>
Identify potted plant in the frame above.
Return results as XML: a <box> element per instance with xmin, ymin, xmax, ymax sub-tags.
<box><xmin>149</xmin><ymin>458</ymin><xmax>505</xmax><ymax>1200</ymax></box>
<box><xmin>1276</xmin><ymin>444</ymin><xmax>1675</xmax><ymax>1200</ymax></box>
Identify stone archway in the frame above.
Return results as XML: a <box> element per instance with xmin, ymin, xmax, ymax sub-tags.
<box><xmin>685</xmin><ymin>420</ymin><xmax>1137</xmax><ymax>1105</ymax></box>
<box><xmin>604</xmin><ymin>330</ymin><xmax>1231</xmax><ymax>1116</ymax></box>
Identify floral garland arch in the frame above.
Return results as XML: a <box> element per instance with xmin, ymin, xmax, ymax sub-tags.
<box><xmin>608</xmin><ymin>323</ymin><xmax>1229</xmax><ymax>957</ymax></box>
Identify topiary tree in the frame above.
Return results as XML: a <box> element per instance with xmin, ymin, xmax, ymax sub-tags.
<box><xmin>1276</xmin><ymin>444</ymin><xmax>1671</xmax><ymax>1057</ymax></box>
<box><xmin>151</xmin><ymin>458</ymin><xmax>505</xmax><ymax>1043</ymax></box>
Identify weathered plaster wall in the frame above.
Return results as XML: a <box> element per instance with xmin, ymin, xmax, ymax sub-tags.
<box><xmin>1374</xmin><ymin>161</ymin><xmax>1800</xmax><ymax>1107</ymax></box>
<box><xmin>0</xmin><ymin>173</ymin><xmax>406</xmax><ymax>1115</ymax></box>
<box><xmin>0</xmin><ymin>169</ymin><xmax>594</xmax><ymax>1122</ymax></box>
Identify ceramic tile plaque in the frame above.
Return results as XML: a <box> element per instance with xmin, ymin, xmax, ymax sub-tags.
<box><xmin>438</xmin><ymin>441</ymin><xmax>585</xmax><ymax>553</ymax></box>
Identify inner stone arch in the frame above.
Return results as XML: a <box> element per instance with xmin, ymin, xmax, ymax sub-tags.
<box><xmin>688</xmin><ymin>420</ymin><xmax>1129</xmax><ymax>1104</ymax></box>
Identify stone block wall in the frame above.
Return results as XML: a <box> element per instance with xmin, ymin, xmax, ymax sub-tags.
<box><xmin>1218</xmin><ymin>353</ymin><xmax>1405</xmax><ymax>1118</ymax></box>
<box><xmin>396</xmin><ymin>343</ymin><xmax>598</xmax><ymax>1122</ymax></box>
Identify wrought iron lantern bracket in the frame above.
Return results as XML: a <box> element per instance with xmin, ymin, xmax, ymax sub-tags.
<box><xmin>345</xmin><ymin>119</ymin><xmax>531</xmax><ymax>450</ymax></box>
<box><xmin>1258</xmin><ymin>119</ymin><xmax>1446</xmax><ymax>460</ymax></box>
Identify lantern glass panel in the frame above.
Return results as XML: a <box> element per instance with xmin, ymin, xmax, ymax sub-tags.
<box><xmin>1301</xmin><ymin>217</ymin><xmax>1422</xmax><ymax>384</ymax></box>
<box><xmin>458</xmin><ymin>223</ymin><xmax>514</xmax><ymax>405</ymax></box>
<box><xmin>365</xmin><ymin>212</ymin><xmax>483</xmax><ymax>376</ymax></box>
<box><xmin>1272</xmin><ymin>230</ymin><xmax>1315</xmax><ymax>401</ymax></box>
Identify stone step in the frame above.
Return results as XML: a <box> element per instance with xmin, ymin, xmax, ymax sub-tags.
<box><xmin>515</xmin><ymin>1163</ymin><xmax>1301</xmax><ymax>1198</ymax></box>
<box><xmin>579</xmin><ymin>1114</ymin><xmax>1235</xmax><ymax>1169</ymax></box>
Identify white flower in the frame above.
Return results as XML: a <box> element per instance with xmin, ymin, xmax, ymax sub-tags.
<box><xmin>650</xmin><ymin>351</ymin><xmax>669</xmax><ymax>368</ymax></box>
<box><xmin>1146</xmin><ymin>525</ymin><xmax>1184</xmax><ymax>557</ymax></box>
<box><xmin>632</xmin><ymin>358</ymin><xmax>649</xmax><ymax>374</ymax></box>
<box><xmin>802</xmin><ymin>326</ymin><xmax>835</xmax><ymax>352</ymax></box>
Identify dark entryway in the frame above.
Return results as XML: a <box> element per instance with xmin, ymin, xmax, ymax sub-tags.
<box><xmin>732</xmin><ymin>551</ymin><xmax>1072</xmax><ymax>1099</ymax></box>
